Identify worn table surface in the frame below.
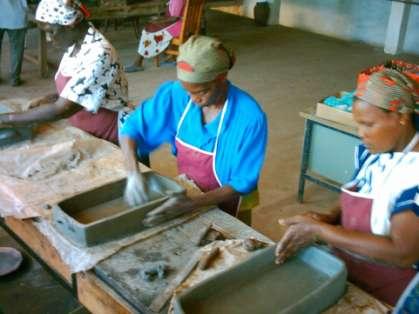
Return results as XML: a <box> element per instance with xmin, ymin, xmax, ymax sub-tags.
<box><xmin>94</xmin><ymin>209</ymin><xmax>271</xmax><ymax>313</ymax></box>
<box><xmin>0</xmin><ymin>121</ymin><xmax>391</xmax><ymax>314</ymax></box>
<box><xmin>300</xmin><ymin>108</ymin><xmax>358</xmax><ymax>136</ymax></box>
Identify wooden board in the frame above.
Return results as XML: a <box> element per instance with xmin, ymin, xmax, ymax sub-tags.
<box><xmin>88</xmin><ymin>1</ymin><xmax>166</xmax><ymax>19</ymax></box>
<box><xmin>3</xmin><ymin>217</ymin><xmax>73</xmax><ymax>283</ymax></box>
<box><xmin>77</xmin><ymin>271</ymin><xmax>137</xmax><ymax>314</ymax></box>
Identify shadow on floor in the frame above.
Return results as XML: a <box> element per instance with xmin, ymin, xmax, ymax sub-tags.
<box><xmin>0</xmin><ymin>228</ymin><xmax>85</xmax><ymax>314</ymax></box>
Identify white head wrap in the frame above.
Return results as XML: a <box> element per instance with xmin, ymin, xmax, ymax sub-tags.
<box><xmin>35</xmin><ymin>0</ymin><xmax>84</xmax><ymax>26</ymax></box>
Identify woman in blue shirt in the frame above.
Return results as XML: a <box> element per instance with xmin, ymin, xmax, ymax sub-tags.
<box><xmin>120</xmin><ymin>35</ymin><xmax>267</xmax><ymax>225</ymax></box>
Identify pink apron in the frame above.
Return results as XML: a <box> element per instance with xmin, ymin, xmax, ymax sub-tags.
<box><xmin>55</xmin><ymin>71</ymin><xmax>119</xmax><ymax>144</ymax></box>
<box><xmin>175</xmin><ymin>100</ymin><xmax>257</xmax><ymax>217</ymax></box>
<box><xmin>336</xmin><ymin>134</ymin><xmax>419</xmax><ymax>306</ymax></box>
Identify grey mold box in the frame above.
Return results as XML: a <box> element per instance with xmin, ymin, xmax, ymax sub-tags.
<box><xmin>52</xmin><ymin>171</ymin><xmax>186</xmax><ymax>247</ymax></box>
<box><xmin>0</xmin><ymin>127</ymin><xmax>33</xmax><ymax>147</ymax></box>
<box><xmin>0</xmin><ymin>103</ymin><xmax>33</xmax><ymax>147</ymax></box>
<box><xmin>173</xmin><ymin>245</ymin><xmax>347</xmax><ymax>314</ymax></box>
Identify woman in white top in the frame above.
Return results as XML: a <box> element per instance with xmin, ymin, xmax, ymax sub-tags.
<box><xmin>0</xmin><ymin>0</ymin><xmax>129</xmax><ymax>145</ymax></box>
<box><xmin>275</xmin><ymin>68</ymin><xmax>419</xmax><ymax>306</ymax></box>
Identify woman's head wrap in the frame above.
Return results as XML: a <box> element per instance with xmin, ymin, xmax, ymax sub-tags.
<box><xmin>355</xmin><ymin>68</ymin><xmax>419</xmax><ymax>114</ymax></box>
<box><xmin>177</xmin><ymin>35</ymin><xmax>235</xmax><ymax>83</ymax></box>
<box><xmin>35</xmin><ymin>0</ymin><xmax>86</xmax><ymax>26</ymax></box>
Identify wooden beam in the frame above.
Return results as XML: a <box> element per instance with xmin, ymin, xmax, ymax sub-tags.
<box><xmin>23</xmin><ymin>52</ymin><xmax>57</xmax><ymax>70</ymax></box>
<box><xmin>77</xmin><ymin>271</ymin><xmax>137</xmax><ymax>314</ymax></box>
<box><xmin>4</xmin><ymin>217</ymin><xmax>72</xmax><ymax>283</ymax></box>
<box><xmin>38</xmin><ymin>29</ymin><xmax>49</xmax><ymax>78</ymax></box>
<box><xmin>384</xmin><ymin>1</ymin><xmax>410</xmax><ymax>54</ymax></box>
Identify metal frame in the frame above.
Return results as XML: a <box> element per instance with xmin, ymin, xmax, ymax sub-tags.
<box><xmin>297</xmin><ymin>118</ymin><xmax>358</xmax><ymax>202</ymax></box>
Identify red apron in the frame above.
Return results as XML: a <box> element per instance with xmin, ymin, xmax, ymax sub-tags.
<box><xmin>55</xmin><ymin>71</ymin><xmax>119</xmax><ymax>144</ymax></box>
<box><xmin>175</xmin><ymin>100</ymin><xmax>245</xmax><ymax>217</ymax></box>
<box><xmin>336</xmin><ymin>184</ymin><xmax>416</xmax><ymax>306</ymax></box>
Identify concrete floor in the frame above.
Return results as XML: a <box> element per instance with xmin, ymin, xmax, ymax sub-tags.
<box><xmin>1</xmin><ymin>9</ymin><xmax>419</xmax><ymax>312</ymax></box>
<box><xmin>0</xmin><ymin>227</ymin><xmax>82</xmax><ymax>314</ymax></box>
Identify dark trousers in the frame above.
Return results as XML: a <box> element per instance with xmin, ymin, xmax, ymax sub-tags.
<box><xmin>0</xmin><ymin>27</ymin><xmax>27</xmax><ymax>81</ymax></box>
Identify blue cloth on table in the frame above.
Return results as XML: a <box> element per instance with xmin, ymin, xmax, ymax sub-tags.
<box><xmin>323</xmin><ymin>91</ymin><xmax>355</xmax><ymax>112</ymax></box>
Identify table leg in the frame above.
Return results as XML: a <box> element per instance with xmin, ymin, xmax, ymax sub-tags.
<box><xmin>297</xmin><ymin>119</ymin><xmax>313</xmax><ymax>203</ymax></box>
<box><xmin>38</xmin><ymin>29</ymin><xmax>48</xmax><ymax>78</ymax></box>
<box><xmin>133</xmin><ymin>17</ymin><xmax>140</xmax><ymax>40</ymax></box>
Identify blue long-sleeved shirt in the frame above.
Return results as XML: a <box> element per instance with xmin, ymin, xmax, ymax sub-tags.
<box><xmin>121</xmin><ymin>80</ymin><xmax>268</xmax><ymax>194</ymax></box>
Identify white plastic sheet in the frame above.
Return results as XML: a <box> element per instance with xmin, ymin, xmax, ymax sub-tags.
<box><xmin>33</xmin><ymin>209</ymin><xmax>206</xmax><ymax>273</ymax></box>
<box><xmin>0</xmin><ymin>121</ymin><xmax>127</xmax><ymax>218</ymax></box>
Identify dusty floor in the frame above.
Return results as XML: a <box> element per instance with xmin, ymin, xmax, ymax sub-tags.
<box><xmin>1</xmin><ymin>9</ymin><xmax>419</xmax><ymax>312</ymax></box>
<box><xmin>0</xmin><ymin>227</ymin><xmax>81</xmax><ymax>313</ymax></box>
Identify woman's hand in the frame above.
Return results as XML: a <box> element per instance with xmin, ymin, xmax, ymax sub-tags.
<box><xmin>301</xmin><ymin>210</ymin><xmax>339</xmax><ymax>224</ymax></box>
<box><xmin>142</xmin><ymin>194</ymin><xmax>192</xmax><ymax>227</ymax></box>
<box><xmin>124</xmin><ymin>171</ymin><xmax>149</xmax><ymax>206</ymax></box>
<box><xmin>275</xmin><ymin>214</ymin><xmax>322</xmax><ymax>265</ymax></box>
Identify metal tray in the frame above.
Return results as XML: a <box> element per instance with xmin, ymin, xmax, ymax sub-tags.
<box><xmin>172</xmin><ymin>245</ymin><xmax>347</xmax><ymax>314</ymax></box>
<box><xmin>52</xmin><ymin>171</ymin><xmax>186</xmax><ymax>247</ymax></box>
<box><xmin>0</xmin><ymin>102</ymin><xmax>33</xmax><ymax>147</ymax></box>
<box><xmin>0</xmin><ymin>126</ymin><xmax>33</xmax><ymax>148</ymax></box>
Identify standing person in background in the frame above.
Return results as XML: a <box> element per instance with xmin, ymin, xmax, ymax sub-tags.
<box><xmin>0</xmin><ymin>0</ymin><xmax>131</xmax><ymax>148</ymax></box>
<box><xmin>0</xmin><ymin>0</ymin><xmax>28</xmax><ymax>86</ymax></box>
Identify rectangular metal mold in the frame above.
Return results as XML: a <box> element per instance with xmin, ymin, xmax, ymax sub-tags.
<box><xmin>0</xmin><ymin>126</ymin><xmax>33</xmax><ymax>148</ymax></box>
<box><xmin>52</xmin><ymin>171</ymin><xmax>185</xmax><ymax>247</ymax></box>
<box><xmin>173</xmin><ymin>245</ymin><xmax>347</xmax><ymax>314</ymax></box>
<box><xmin>0</xmin><ymin>103</ymin><xmax>34</xmax><ymax>147</ymax></box>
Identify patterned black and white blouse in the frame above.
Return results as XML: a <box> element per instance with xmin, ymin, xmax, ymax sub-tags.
<box><xmin>56</xmin><ymin>25</ymin><xmax>129</xmax><ymax>113</ymax></box>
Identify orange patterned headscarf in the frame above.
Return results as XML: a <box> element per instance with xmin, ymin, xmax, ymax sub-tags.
<box><xmin>355</xmin><ymin>69</ymin><xmax>418</xmax><ymax>114</ymax></box>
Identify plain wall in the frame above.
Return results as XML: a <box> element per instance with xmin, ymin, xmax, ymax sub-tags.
<box><xmin>278</xmin><ymin>0</ymin><xmax>419</xmax><ymax>55</ymax></box>
<box><xmin>238</xmin><ymin>0</ymin><xmax>419</xmax><ymax>55</ymax></box>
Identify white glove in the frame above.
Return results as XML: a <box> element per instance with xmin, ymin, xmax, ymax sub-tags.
<box><xmin>124</xmin><ymin>171</ymin><xmax>149</xmax><ymax>206</ymax></box>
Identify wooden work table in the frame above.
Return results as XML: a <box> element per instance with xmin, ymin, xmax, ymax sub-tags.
<box><xmin>2</xmin><ymin>209</ymin><xmax>272</xmax><ymax>313</ymax></box>
<box><xmin>0</xmin><ymin>123</ymin><xmax>390</xmax><ymax>314</ymax></box>
<box><xmin>0</xmin><ymin>215</ymin><xmax>391</xmax><ymax>314</ymax></box>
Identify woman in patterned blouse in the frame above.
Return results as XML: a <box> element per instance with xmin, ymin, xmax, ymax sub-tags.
<box><xmin>0</xmin><ymin>0</ymin><xmax>130</xmax><ymax>145</ymax></box>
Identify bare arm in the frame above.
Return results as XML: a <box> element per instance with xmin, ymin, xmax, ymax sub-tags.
<box><xmin>276</xmin><ymin>210</ymin><xmax>419</xmax><ymax>267</ymax></box>
<box><xmin>317</xmin><ymin>210</ymin><xmax>419</xmax><ymax>266</ymax></box>
<box><xmin>120</xmin><ymin>135</ymin><xmax>141</xmax><ymax>173</ymax></box>
<box><xmin>0</xmin><ymin>97</ymin><xmax>83</xmax><ymax>126</ymax></box>
<box><xmin>180</xmin><ymin>185</ymin><xmax>239</xmax><ymax>211</ymax></box>
<box><xmin>304</xmin><ymin>202</ymin><xmax>341</xmax><ymax>224</ymax></box>
<box><xmin>143</xmin><ymin>184</ymin><xmax>240</xmax><ymax>227</ymax></box>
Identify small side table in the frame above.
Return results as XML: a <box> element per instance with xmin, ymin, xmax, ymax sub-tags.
<box><xmin>298</xmin><ymin>110</ymin><xmax>361</xmax><ymax>202</ymax></box>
